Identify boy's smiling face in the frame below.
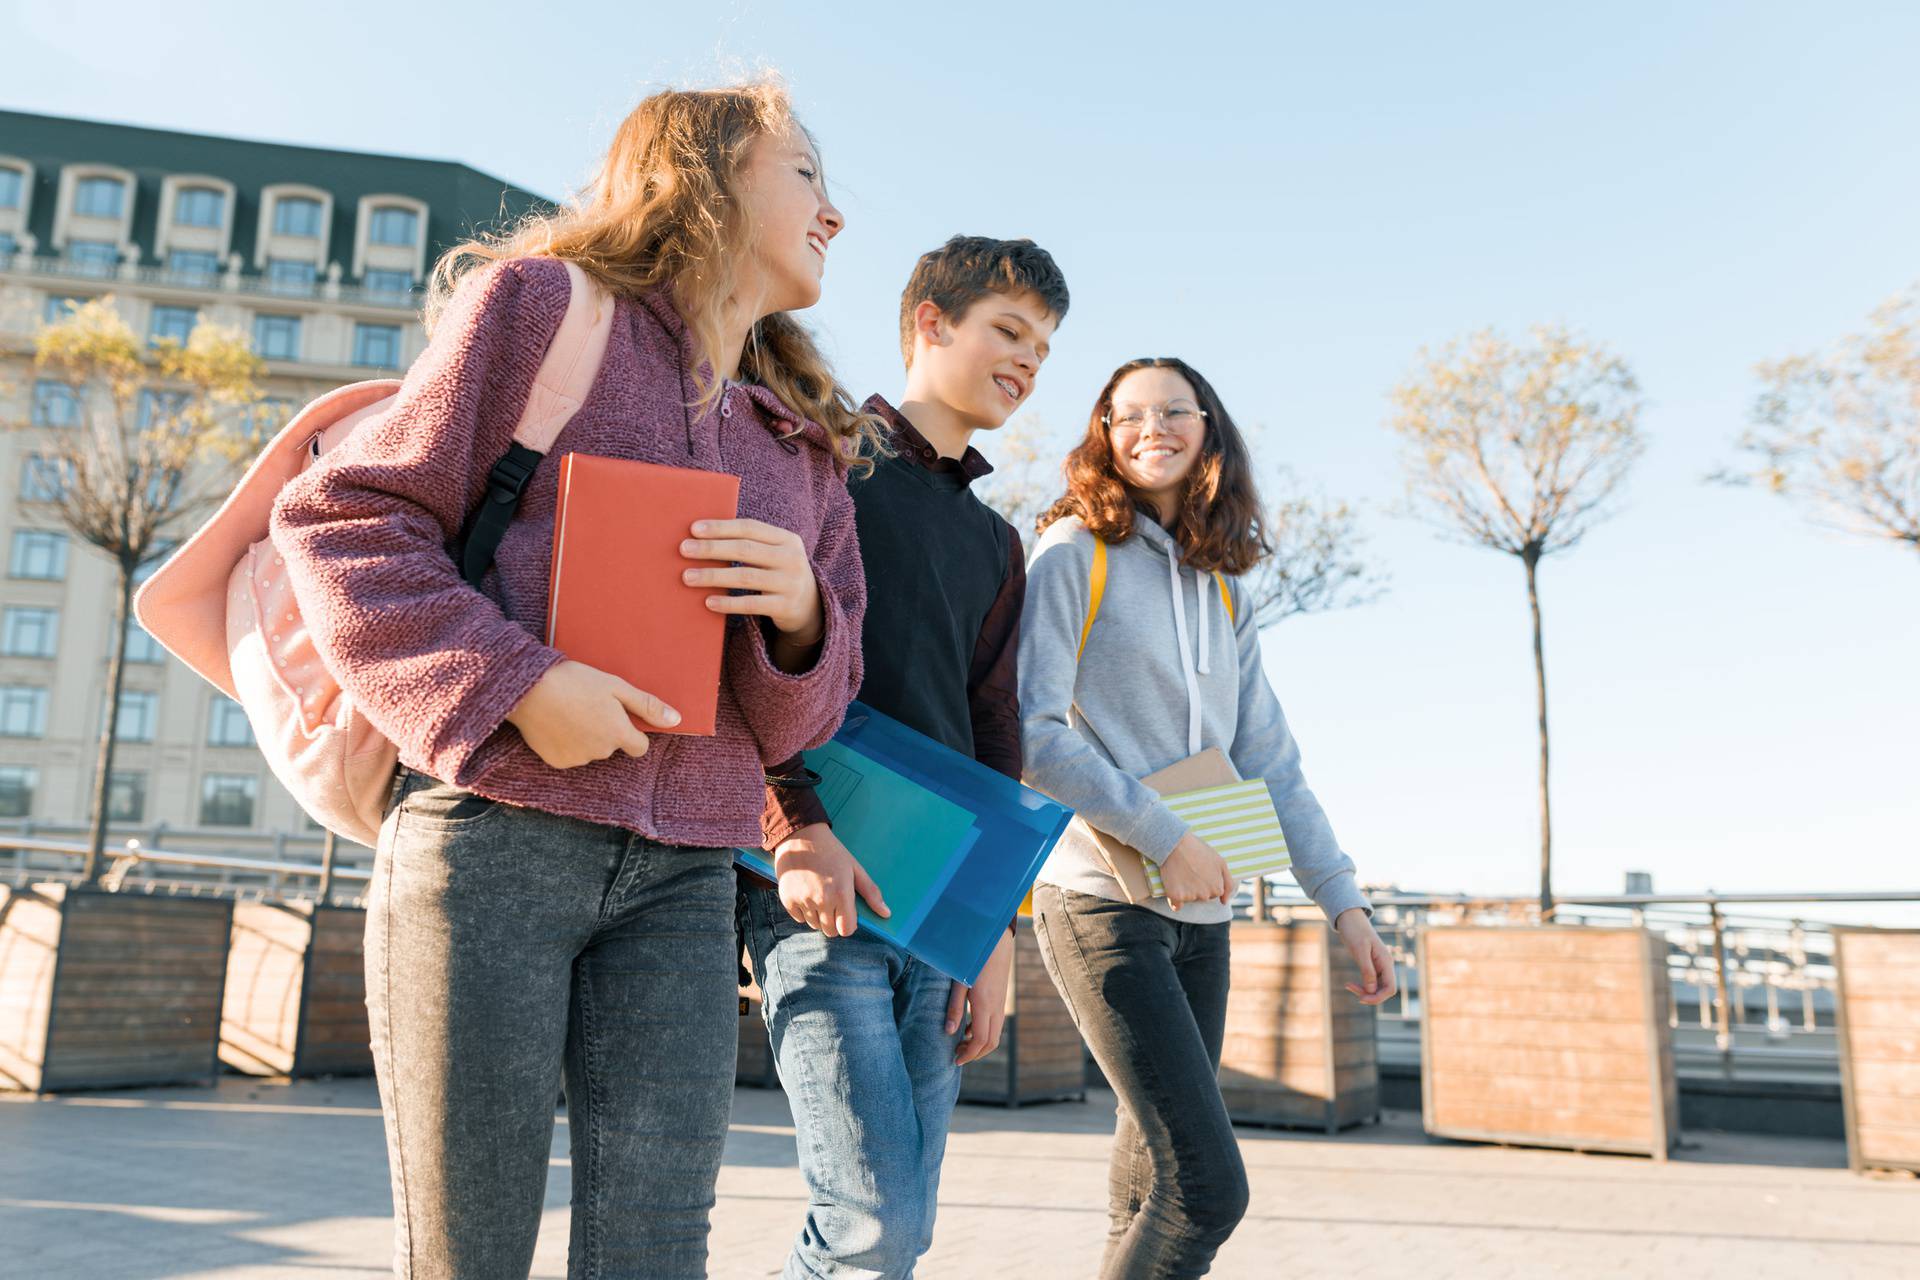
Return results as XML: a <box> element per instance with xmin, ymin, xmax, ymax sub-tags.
<box><xmin>907</xmin><ymin>290</ymin><xmax>1058</xmax><ymax>432</ymax></box>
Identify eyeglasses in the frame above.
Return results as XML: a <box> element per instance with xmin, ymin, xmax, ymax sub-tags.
<box><xmin>1104</xmin><ymin>403</ymin><xmax>1207</xmax><ymax>432</ymax></box>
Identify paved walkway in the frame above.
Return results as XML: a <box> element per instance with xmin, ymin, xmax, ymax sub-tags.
<box><xmin>2</xmin><ymin>1077</ymin><xmax>1916</xmax><ymax>1278</ymax></box>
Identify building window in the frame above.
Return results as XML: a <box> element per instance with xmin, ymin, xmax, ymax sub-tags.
<box><xmin>244</xmin><ymin>397</ymin><xmax>295</xmax><ymax>442</ymax></box>
<box><xmin>1</xmin><ymin>608</ymin><xmax>59</xmax><ymax>658</ymax></box>
<box><xmin>31</xmin><ymin>380</ymin><xmax>80</xmax><ymax>428</ymax></box>
<box><xmin>19</xmin><ymin>455</ymin><xmax>70</xmax><ymax>503</ymax></box>
<box><xmin>265</xmin><ymin>258</ymin><xmax>317</xmax><ymax>295</ymax></box>
<box><xmin>8</xmin><ymin>530</ymin><xmax>68</xmax><ymax>580</ymax></box>
<box><xmin>274</xmin><ymin>196</ymin><xmax>323</xmax><ymax>237</ymax></box>
<box><xmin>207</xmin><ymin>695</ymin><xmax>256</xmax><ymax>747</ymax></box>
<box><xmin>0</xmin><ymin>231</ymin><xmax>16</xmax><ymax>262</ymax></box>
<box><xmin>0</xmin><ymin>765</ymin><xmax>34</xmax><ymax>818</ymax></box>
<box><xmin>137</xmin><ymin>388</ymin><xmax>190</xmax><ymax>430</ymax></box>
<box><xmin>66</xmin><ymin>239</ymin><xmax>119</xmax><ymax>276</ymax></box>
<box><xmin>108</xmin><ymin>771</ymin><xmax>146</xmax><ymax>823</ymax></box>
<box><xmin>167</xmin><ymin>249</ymin><xmax>220</xmax><ymax>284</ymax></box>
<box><xmin>74</xmin><ymin>176</ymin><xmax>125</xmax><ymax>219</ymax></box>
<box><xmin>43</xmin><ymin>294</ymin><xmax>89</xmax><ymax>324</ymax></box>
<box><xmin>0</xmin><ymin>168</ymin><xmax>22</xmax><ymax>210</ymax></box>
<box><xmin>199</xmin><ymin>773</ymin><xmax>257</xmax><ymax>827</ymax></box>
<box><xmin>363</xmin><ymin>268</ymin><xmax>413</xmax><ymax>296</ymax></box>
<box><xmin>148</xmin><ymin>305</ymin><xmax>198</xmax><ymax>348</ymax></box>
<box><xmin>368</xmin><ymin>207</ymin><xmax>419</xmax><ymax>246</ymax></box>
<box><xmin>0</xmin><ymin>687</ymin><xmax>49</xmax><ymax>738</ymax></box>
<box><xmin>353</xmin><ymin>323</ymin><xmax>402</xmax><ymax>369</ymax></box>
<box><xmin>173</xmin><ymin>187</ymin><xmax>224</xmax><ymax>228</ymax></box>
<box><xmin>124</xmin><ymin>619</ymin><xmax>165</xmax><ymax>664</ymax></box>
<box><xmin>253</xmin><ymin>313</ymin><xmax>301</xmax><ymax>361</ymax></box>
<box><xmin>111</xmin><ymin>689</ymin><xmax>159</xmax><ymax>743</ymax></box>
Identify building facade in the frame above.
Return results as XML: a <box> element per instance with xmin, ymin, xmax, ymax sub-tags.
<box><xmin>0</xmin><ymin>109</ymin><xmax>542</xmax><ymax>846</ymax></box>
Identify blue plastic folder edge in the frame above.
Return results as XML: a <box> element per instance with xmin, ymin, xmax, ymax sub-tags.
<box><xmin>734</xmin><ymin>702</ymin><xmax>1073</xmax><ymax>985</ymax></box>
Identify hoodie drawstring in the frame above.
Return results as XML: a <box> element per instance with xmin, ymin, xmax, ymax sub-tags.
<box><xmin>1167</xmin><ymin>552</ymin><xmax>1205</xmax><ymax>757</ymax></box>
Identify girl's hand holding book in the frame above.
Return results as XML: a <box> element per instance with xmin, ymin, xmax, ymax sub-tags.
<box><xmin>774</xmin><ymin>823</ymin><xmax>891</xmax><ymax>938</ymax></box>
<box><xmin>506</xmin><ymin>660</ymin><xmax>681</xmax><ymax>769</ymax></box>
<box><xmin>682</xmin><ymin>518</ymin><xmax>825</xmax><ymax>650</ymax></box>
<box><xmin>1335</xmin><ymin>908</ymin><xmax>1398</xmax><ymax>1006</ymax></box>
<box><xmin>1160</xmin><ymin>832</ymin><xmax>1236</xmax><ymax>911</ymax></box>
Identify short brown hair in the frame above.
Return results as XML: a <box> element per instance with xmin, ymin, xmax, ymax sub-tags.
<box><xmin>1038</xmin><ymin>357</ymin><xmax>1272</xmax><ymax>575</ymax></box>
<box><xmin>898</xmin><ymin>235</ymin><xmax>1069</xmax><ymax>366</ymax></box>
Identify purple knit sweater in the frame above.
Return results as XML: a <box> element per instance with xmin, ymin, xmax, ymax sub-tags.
<box><xmin>269</xmin><ymin>256</ymin><xmax>865</xmax><ymax>848</ymax></box>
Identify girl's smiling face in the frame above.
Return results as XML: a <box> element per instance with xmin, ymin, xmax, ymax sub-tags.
<box><xmin>1105</xmin><ymin>366</ymin><xmax>1209</xmax><ymax>513</ymax></box>
<box><xmin>738</xmin><ymin>124</ymin><xmax>843</xmax><ymax>314</ymax></box>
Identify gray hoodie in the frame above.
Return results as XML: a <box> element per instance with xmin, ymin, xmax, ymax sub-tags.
<box><xmin>1018</xmin><ymin>514</ymin><xmax>1369</xmax><ymax>926</ymax></box>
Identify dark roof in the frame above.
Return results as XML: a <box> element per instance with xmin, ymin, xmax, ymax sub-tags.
<box><xmin>0</xmin><ymin>109</ymin><xmax>550</xmax><ymax>281</ymax></box>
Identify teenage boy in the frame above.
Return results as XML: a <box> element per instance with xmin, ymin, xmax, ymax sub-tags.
<box><xmin>748</xmin><ymin>235</ymin><xmax>1069</xmax><ymax>1279</ymax></box>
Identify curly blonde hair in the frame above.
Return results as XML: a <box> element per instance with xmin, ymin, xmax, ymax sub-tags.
<box><xmin>428</xmin><ymin>79</ymin><xmax>883</xmax><ymax>469</ymax></box>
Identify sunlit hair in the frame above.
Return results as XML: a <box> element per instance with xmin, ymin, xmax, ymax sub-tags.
<box><xmin>428</xmin><ymin>78</ymin><xmax>883</xmax><ymax>469</ymax></box>
<box><xmin>1038</xmin><ymin>357</ymin><xmax>1271</xmax><ymax>574</ymax></box>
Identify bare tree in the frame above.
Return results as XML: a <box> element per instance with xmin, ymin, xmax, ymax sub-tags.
<box><xmin>1388</xmin><ymin>326</ymin><xmax>1646</xmax><ymax>917</ymax></box>
<box><xmin>978</xmin><ymin>418</ymin><xmax>1387</xmax><ymax>626</ymax></box>
<box><xmin>1243</xmin><ymin>472</ymin><xmax>1387</xmax><ymax>627</ymax></box>
<box><xmin>1720</xmin><ymin>283</ymin><xmax>1920</xmax><ymax>559</ymax></box>
<box><xmin>18</xmin><ymin>298</ymin><xmax>266</xmax><ymax>880</ymax></box>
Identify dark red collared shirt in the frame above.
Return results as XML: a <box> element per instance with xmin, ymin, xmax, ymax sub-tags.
<box><xmin>761</xmin><ymin>394</ymin><xmax>1026</xmax><ymax>847</ymax></box>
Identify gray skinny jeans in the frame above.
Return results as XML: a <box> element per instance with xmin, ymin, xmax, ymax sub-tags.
<box><xmin>1032</xmin><ymin>884</ymin><xmax>1250</xmax><ymax>1279</ymax></box>
<box><xmin>366</xmin><ymin>770</ymin><xmax>739</xmax><ymax>1279</ymax></box>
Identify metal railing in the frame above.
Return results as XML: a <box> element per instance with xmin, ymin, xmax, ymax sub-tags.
<box><xmin>1244</xmin><ymin>881</ymin><xmax>1918</xmax><ymax>1086</ymax></box>
<box><xmin>1</xmin><ymin>833</ymin><xmax>367</xmax><ymax>904</ymax></box>
<box><xmin>1</xmin><ymin>250</ymin><xmax>422</xmax><ymax>310</ymax></box>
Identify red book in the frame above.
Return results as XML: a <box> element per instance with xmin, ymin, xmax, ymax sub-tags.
<box><xmin>546</xmin><ymin>454</ymin><xmax>741</xmax><ymax>736</ymax></box>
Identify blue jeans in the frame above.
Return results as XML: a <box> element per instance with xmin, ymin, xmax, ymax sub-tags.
<box><xmin>743</xmin><ymin>885</ymin><xmax>963</xmax><ymax>1279</ymax></box>
<box><xmin>368</xmin><ymin>771</ymin><xmax>739</xmax><ymax>1279</ymax></box>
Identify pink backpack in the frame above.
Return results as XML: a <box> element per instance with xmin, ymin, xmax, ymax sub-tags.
<box><xmin>135</xmin><ymin>259</ymin><xmax>614</xmax><ymax>846</ymax></box>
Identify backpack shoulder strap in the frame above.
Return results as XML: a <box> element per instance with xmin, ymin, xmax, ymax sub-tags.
<box><xmin>1076</xmin><ymin>538</ymin><xmax>1107</xmax><ymax>662</ymax></box>
<box><xmin>1214</xmin><ymin>570</ymin><xmax>1235</xmax><ymax>623</ymax></box>
<box><xmin>460</xmin><ymin>260</ymin><xmax>614</xmax><ymax>588</ymax></box>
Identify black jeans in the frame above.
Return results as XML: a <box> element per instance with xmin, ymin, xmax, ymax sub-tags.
<box><xmin>1032</xmin><ymin>884</ymin><xmax>1250</xmax><ymax>1279</ymax></box>
<box><xmin>367</xmin><ymin>771</ymin><xmax>739</xmax><ymax>1279</ymax></box>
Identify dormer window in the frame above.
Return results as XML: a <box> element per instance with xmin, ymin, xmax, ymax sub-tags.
<box><xmin>274</xmin><ymin>197</ymin><xmax>323</xmax><ymax>238</ymax></box>
<box><xmin>368</xmin><ymin>206</ymin><xmax>419</xmax><ymax>246</ymax></box>
<box><xmin>74</xmin><ymin>176</ymin><xmax>125</xmax><ymax>219</ymax></box>
<box><xmin>0</xmin><ymin>169</ymin><xmax>22</xmax><ymax>210</ymax></box>
<box><xmin>174</xmin><ymin>187</ymin><xmax>225</xmax><ymax>228</ymax></box>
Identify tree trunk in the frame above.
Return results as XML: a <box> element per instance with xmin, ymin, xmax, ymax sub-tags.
<box><xmin>1524</xmin><ymin>550</ymin><xmax>1553</xmax><ymax>920</ymax></box>
<box><xmin>82</xmin><ymin>564</ymin><xmax>135</xmax><ymax>883</ymax></box>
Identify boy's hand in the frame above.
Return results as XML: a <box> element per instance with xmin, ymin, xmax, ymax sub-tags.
<box><xmin>1335</xmin><ymin>908</ymin><xmax>1397</xmax><ymax>1005</ymax></box>
<box><xmin>1159</xmin><ymin>832</ymin><xmax>1236</xmax><ymax>911</ymax></box>
<box><xmin>948</xmin><ymin>927</ymin><xmax>1015</xmax><ymax>1066</ymax></box>
<box><xmin>506</xmin><ymin>660</ymin><xmax>680</xmax><ymax>769</ymax></box>
<box><xmin>682</xmin><ymin>518</ymin><xmax>825</xmax><ymax>642</ymax></box>
<box><xmin>773</xmin><ymin>823</ymin><xmax>889</xmax><ymax>937</ymax></box>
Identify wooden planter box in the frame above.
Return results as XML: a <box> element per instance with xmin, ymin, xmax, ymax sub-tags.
<box><xmin>221</xmin><ymin>901</ymin><xmax>371</xmax><ymax>1078</ymax></box>
<box><xmin>737</xmin><ymin>962</ymin><xmax>780</xmax><ymax>1090</ymax></box>
<box><xmin>960</xmin><ymin>918</ymin><xmax>1086</xmax><ymax>1107</ymax></box>
<box><xmin>1419</xmin><ymin>925</ymin><xmax>1677</xmax><ymax>1159</ymax></box>
<box><xmin>1834</xmin><ymin>928</ymin><xmax>1920</xmax><ymax>1174</ymax></box>
<box><xmin>1219</xmin><ymin>919</ymin><xmax>1379</xmax><ymax>1132</ymax></box>
<box><xmin>0</xmin><ymin>883</ymin><xmax>232</xmax><ymax>1092</ymax></box>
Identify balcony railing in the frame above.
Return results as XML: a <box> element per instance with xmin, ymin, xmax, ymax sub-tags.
<box><xmin>0</xmin><ymin>249</ymin><xmax>423</xmax><ymax>310</ymax></box>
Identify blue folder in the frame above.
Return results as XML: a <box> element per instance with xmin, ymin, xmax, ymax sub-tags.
<box><xmin>736</xmin><ymin>701</ymin><xmax>1073</xmax><ymax>985</ymax></box>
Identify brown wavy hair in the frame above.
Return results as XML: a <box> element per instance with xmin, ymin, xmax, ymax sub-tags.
<box><xmin>428</xmin><ymin>78</ymin><xmax>884</xmax><ymax>469</ymax></box>
<box><xmin>1038</xmin><ymin>357</ymin><xmax>1271</xmax><ymax>574</ymax></box>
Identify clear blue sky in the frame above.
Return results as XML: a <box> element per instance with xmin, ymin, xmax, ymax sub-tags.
<box><xmin>10</xmin><ymin>2</ymin><xmax>1917</xmax><ymax>912</ymax></box>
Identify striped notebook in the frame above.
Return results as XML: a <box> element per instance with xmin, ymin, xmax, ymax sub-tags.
<box><xmin>1142</xmin><ymin>780</ymin><xmax>1291</xmax><ymax>899</ymax></box>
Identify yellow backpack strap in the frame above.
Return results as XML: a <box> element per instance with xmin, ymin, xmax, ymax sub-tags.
<box><xmin>1214</xmin><ymin>571</ymin><xmax>1235</xmax><ymax>623</ymax></box>
<box><xmin>1077</xmin><ymin>539</ymin><xmax>1107</xmax><ymax>662</ymax></box>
